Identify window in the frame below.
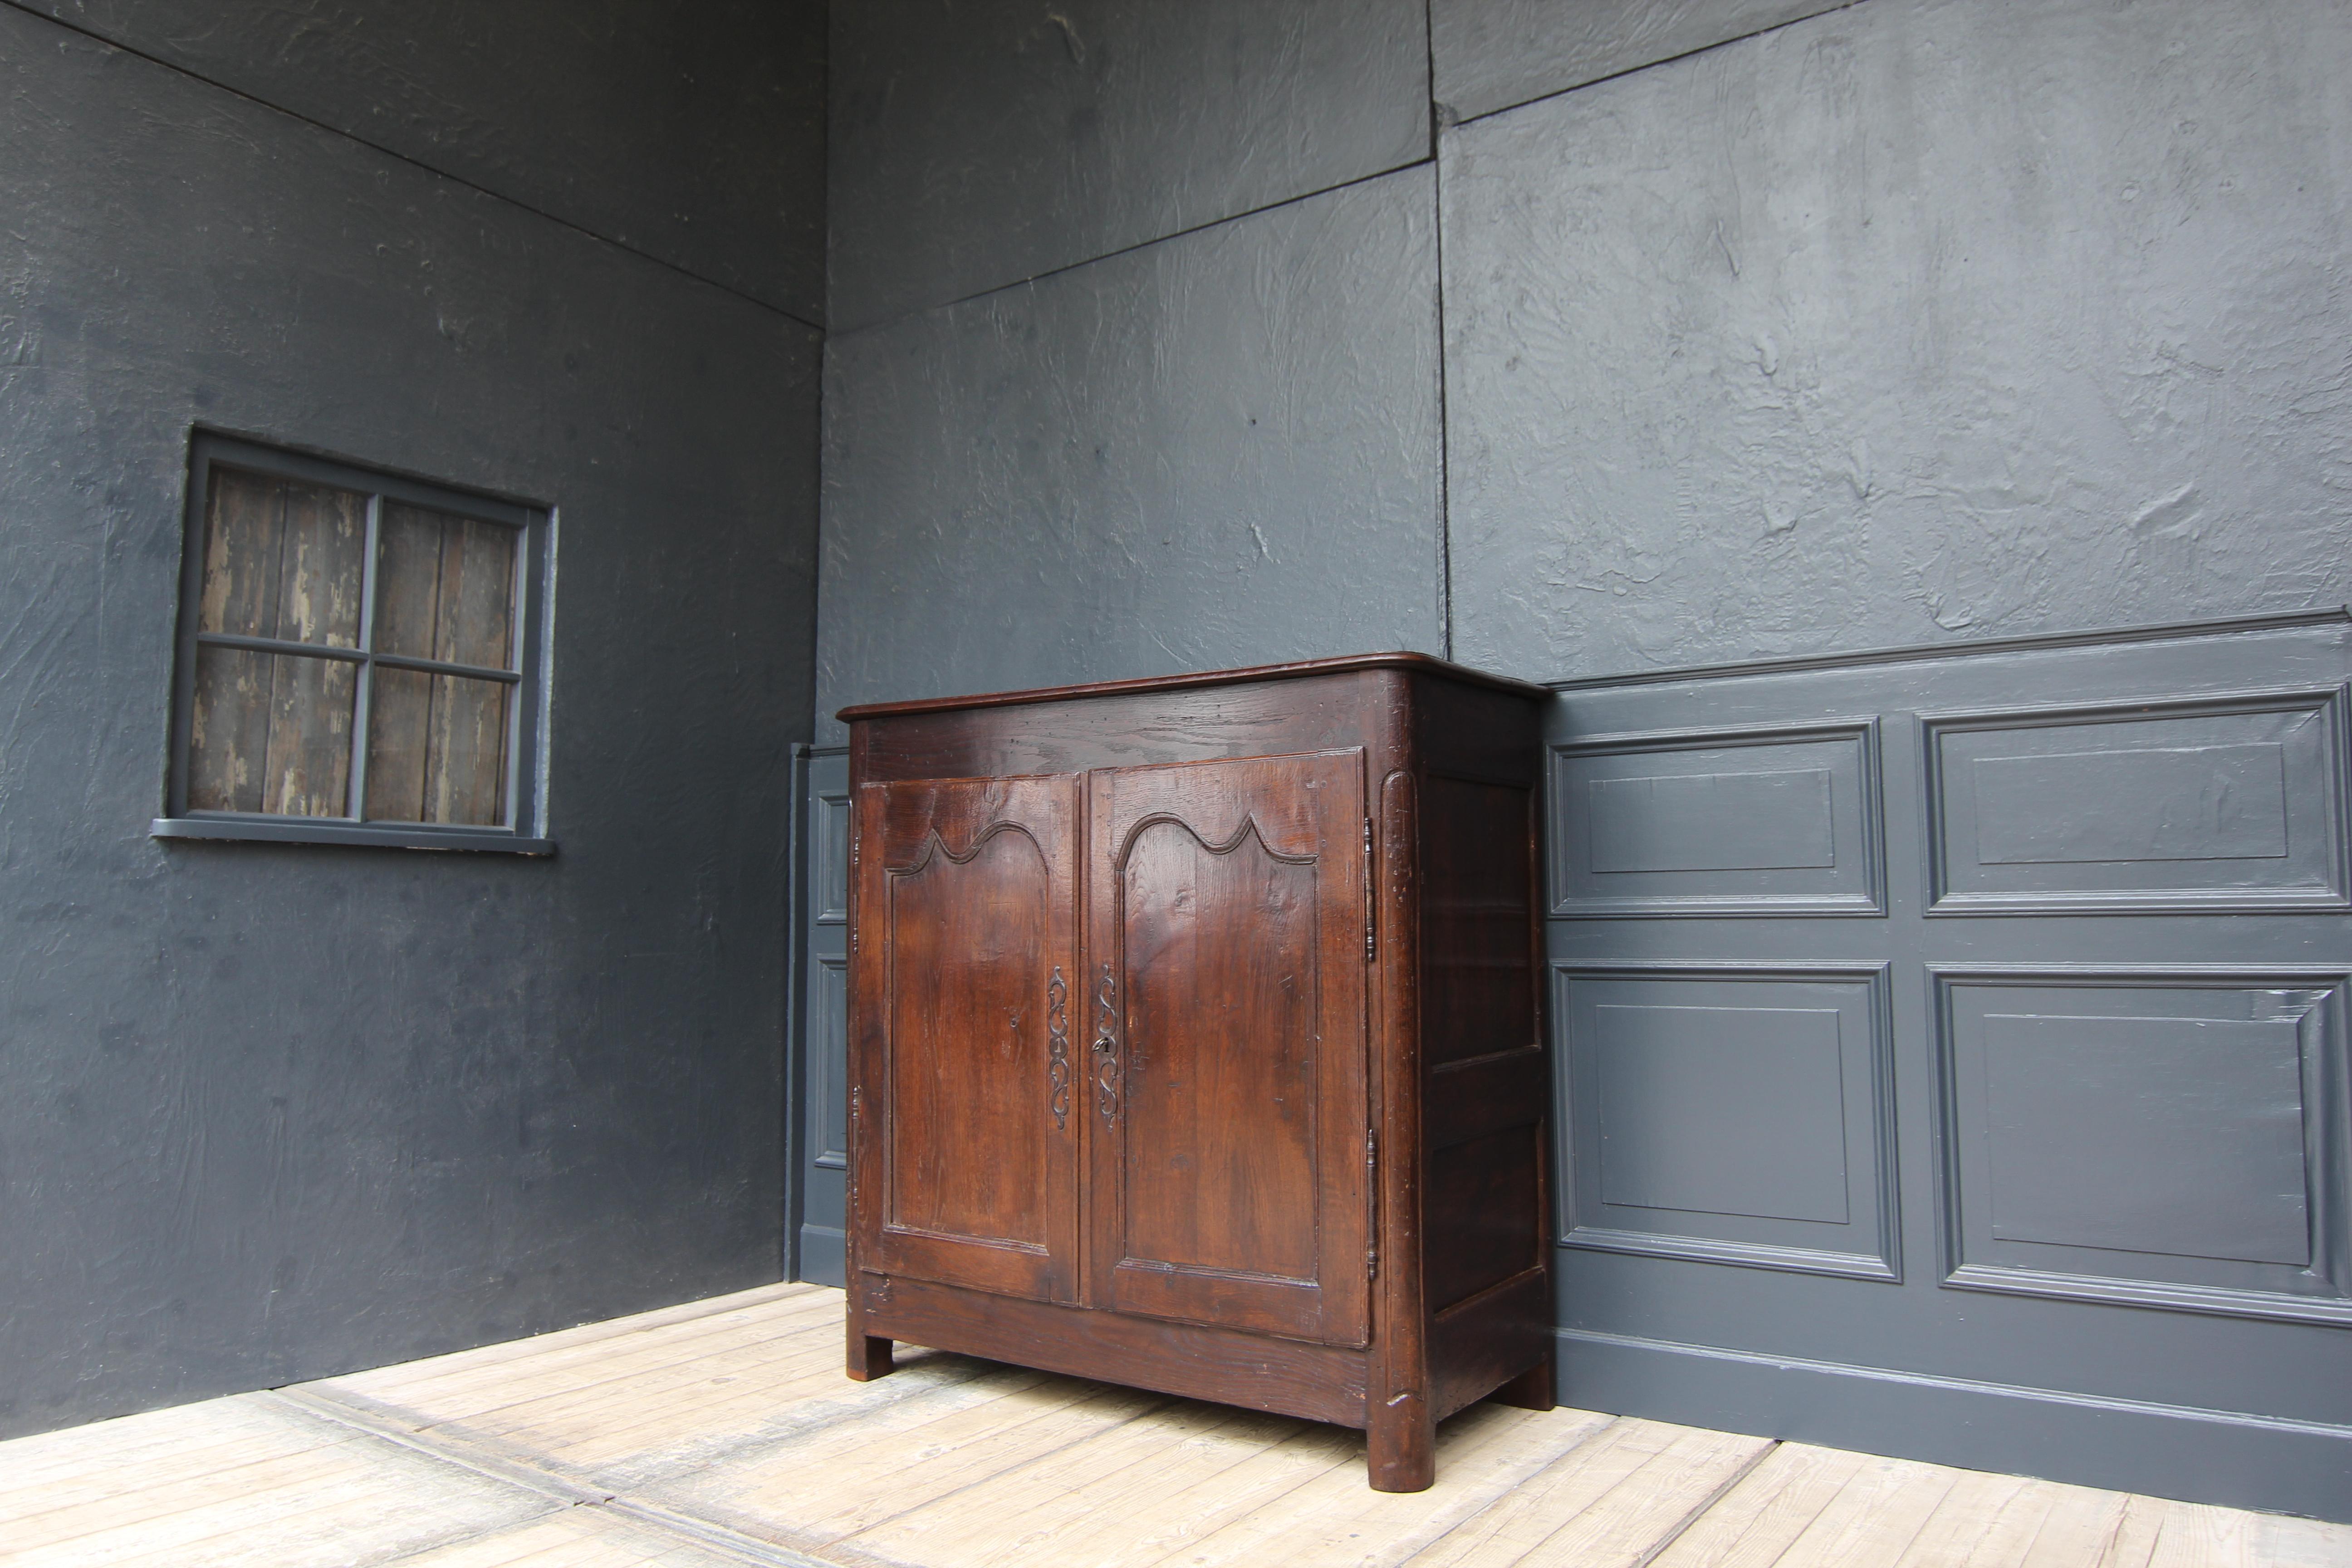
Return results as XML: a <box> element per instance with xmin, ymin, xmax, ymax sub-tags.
<box><xmin>152</xmin><ymin>434</ymin><xmax>553</xmax><ymax>853</ymax></box>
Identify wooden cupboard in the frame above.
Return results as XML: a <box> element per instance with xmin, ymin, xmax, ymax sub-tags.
<box><xmin>838</xmin><ymin>653</ymin><xmax>1553</xmax><ymax>1491</ymax></box>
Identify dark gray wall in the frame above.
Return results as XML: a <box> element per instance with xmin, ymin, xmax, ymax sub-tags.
<box><xmin>0</xmin><ymin>2</ymin><xmax>822</xmax><ymax>1437</ymax></box>
<box><xmin>816</xmin><ymin>2</ymin><xmax>1446</xmax><ymax>744</ymax></box>
<box><xmin>828</xmin><ymin>0</ymin><xmax>1429</xmax><ymax>330</ymax></box>
<box><xmin>1442</xmin><ymin>0</ymin><xmax>2352</xmax><ymax>681</ymax></box>
<box><xmin>20</xmin><ymin>0</ymin><xmax>827</xmax><ymax>322</ymax></box>
<box><xmin>812</xmin><ymin>0</ymin><xmax>2352</xmax><ymax>1520</ymax></box>
<box><xmin>817</xmin><ymin>165</ymin><xmax>1443</xmax><ymax>740</ymax></box>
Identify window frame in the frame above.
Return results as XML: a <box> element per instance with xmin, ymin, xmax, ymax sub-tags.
<box><xmin>152</xmin><ymin>431</ymin><xmax>556</xmax><ymax>855</ymax></box>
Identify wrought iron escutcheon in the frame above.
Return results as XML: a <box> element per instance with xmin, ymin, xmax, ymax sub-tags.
<box><xmin>1090</xmin><ymin>962</ymin><xmax>1119</xmax><ymax>1128</ymax></box>
<box><xmin>1046</xmin><ymin>966</ymin><xmax>1071</xmax><ymax>1131</ymax></box>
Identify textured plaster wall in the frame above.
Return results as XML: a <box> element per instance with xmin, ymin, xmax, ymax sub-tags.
<box><xmin>816</xmin><ymin>4</ymin><xmax>1449</xmax><ymax>745</ymax></box>
<box><xmin>828</xmin><ymin>0</ymin><xmax>1428</xmax><ymax>329</ymax></box>
<box><xmin>18</xmin><ymin>0</ymin><xmax>827</xmax><ymax>321</ymax></box>
<box><xmin>0</xmin><ymin>6</ymin><xmax>821</xmax><ymax>1435</ymax></box>
<box><xmin>817</xmin><ymin>167</ymin><xmax>1443</xmax><ymax>743</ymax></box>
<box><xmin>1443</xmin><ymin>0</ymin><xmax>2352</xmax><ymax>680</ymax></box>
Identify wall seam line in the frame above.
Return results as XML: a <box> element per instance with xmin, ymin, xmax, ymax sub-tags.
<box><xmin>1426</xmin><ymin>0</ymin><xmax>1454</xmax><ymax>662</ymax></box>
<box><xmin>1442</xmin><ymin>0</ymin><xmax>1867</xmax><ymax>131</ymax></box>
<box><xmin>0</xmin><ymin>0</ymin><xmax>825</xmax><ymax>334</ymax></box>
<box><xmin>828</xmin><ymin>155</ymin><xmax>1437</xmax><ymax>340</ymax></box>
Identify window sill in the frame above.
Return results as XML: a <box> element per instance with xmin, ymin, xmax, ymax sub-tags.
<box><xmin>150</xmin><ymin>817</ymin><xmax>556</xmax><ymax>856</ymax></box>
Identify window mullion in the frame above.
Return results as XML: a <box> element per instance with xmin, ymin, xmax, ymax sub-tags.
<box><xmin>345</xmin><ymin>491</ymin><xmax>383</xmax><ymax>822</ymax></box>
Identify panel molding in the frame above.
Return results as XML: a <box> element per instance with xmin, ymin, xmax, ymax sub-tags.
<box><xmin>1547</xmin><ymin>719</ymin><xmax>1886</xmax><ymax>917</ymax></box>
<box><xmin>1556</xmin><ymin>1227</ymin><xmax>1896</xmax><ymax>1283</ymax></box>
<box><xmin>811</xmin><ymin>956</ymin><xmax>848</xmax><ymax>1170</ymax></box>
<box><xmin>813</xmin><ymin>790</ymin><xmax>851</xmax><ymax>925</ymax></box>
<box><xmin>1920</xmin><ymin>686</ymin><xmax>2351</xmax><ymax>916</ymax></box>
<box><xmin>1553</xmin><ymin>961</ymin><xmax>1901</xmax><ymax>1282</ymax></box>
<box><xmin>1544</xmin><ymin>607</ymin><xmax>2352</xmax><ymax>692</ymax></box>
<box><xmin>1930</xmin><ymin>965</ymin><xmax>2352</xmax><ymax>1326</ymax></box>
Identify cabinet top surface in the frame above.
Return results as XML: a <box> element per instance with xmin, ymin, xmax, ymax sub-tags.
<box><xmin>836</xmin><ymin>652</ymin><xmax>1550</xmax><ymax>723</ymax></box>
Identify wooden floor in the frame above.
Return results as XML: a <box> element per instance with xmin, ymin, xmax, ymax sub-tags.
<box><xmin>2</xmin><ymin>1284</ymin><xmax>2343</xmax><ymax>1568</ymax></box>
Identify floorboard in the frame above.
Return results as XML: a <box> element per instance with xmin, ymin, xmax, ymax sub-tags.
<box><xmin>0</xmin><ymin>1288</ymin><xmax>2339</xmax><ymax>1568</ymax></box>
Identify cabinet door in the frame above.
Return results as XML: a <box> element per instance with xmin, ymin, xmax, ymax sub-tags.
<box><xmin>852</xmin><ymin>775</ymin><xmax>1080</xmax><ymax>1302</ymax></box>
<box><xmin>1086</xmin><ymin>750</ymin><xmax>1371</xmax><ymax>1346</ymax></box>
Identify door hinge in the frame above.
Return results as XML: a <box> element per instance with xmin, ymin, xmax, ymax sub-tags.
<box><xmin>1362</xmin><ymin>818</ymin><xmax>1376</xmax><ymax>961</ymax></box>
<box><xmin>1366</xmin><ymin>1127</ymin><xmax>1379</xmax><ymax>1280</ymax></box>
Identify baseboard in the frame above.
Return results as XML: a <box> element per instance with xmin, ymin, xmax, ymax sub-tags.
<box><xmin>797</xmin><ymin>1225</ymin><xmax>845</xmax><ymax>1288</ymax></box>
<box><xmin>1558</xmin><ymin>1329</ymin><xmax>2352</xmax><ymax>1524</ymax></box>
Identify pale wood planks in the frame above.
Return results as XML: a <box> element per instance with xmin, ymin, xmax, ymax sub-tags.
<box><xmin>4</xmin><ymin>1285</ymin><xmax>2346</xmax><ymax>1568</ymax></box>
<box><xmin>0</xmin><ymin>1393</ymin><xmax>550</xmax><ymax>1568</ymax></box>
<box><xmin>359</xmin><ymin>1509</ymin><xmax>762</xmax><ymax>1568</ymax></box>
<box><xmin>331</xmin><ymin>1291</ymin><xmax>844</xmax><ymax>1424</ymax></box>
<box><xmin>1128</xmin><ymin>1405</ymin><xmax>1617</xmax><ymax>1568</ymax></box>
<box><xmin>1409</xmin><ymin>1418</ymin><xmax>1773</xmax><ymax>1568</ymax></box>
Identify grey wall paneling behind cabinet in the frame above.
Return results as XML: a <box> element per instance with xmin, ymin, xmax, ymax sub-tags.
<box><xmin>1545</xmin><ymin>610</ymin><xmax>2352</xmax><ymax>1523</ymax></box>
<box><xmin>794</xmin><ymin>748</ymin><xmax>853</xmax><ymax>1287</ymax></box>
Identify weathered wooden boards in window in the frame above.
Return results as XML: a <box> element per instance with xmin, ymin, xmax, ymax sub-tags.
<box><xmin>838</xmin><ymin>654</ymin><xmax>1555</xmax><ymax>1491</ymax></box>
<box><xmin>186</xmin><ymin>463</ymin><xmax>518</xmax><ymax>827</ymax></box>
<box><xmin>188</xmin><ymin>466</ymin><xmax>368</xmax><ymax>816</ymax></box>
<box><xmin>369</xmin><ymin>504</ymin><xmax>516</xmax><ymax>826</ymax></box>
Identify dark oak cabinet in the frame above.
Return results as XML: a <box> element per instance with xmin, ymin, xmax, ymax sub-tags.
<box><xmin>840</xmin><ymin>654</ymin><xmax>1552</xmax><ymax>1491</ymax></box>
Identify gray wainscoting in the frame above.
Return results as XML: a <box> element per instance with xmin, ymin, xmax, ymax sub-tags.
<box><xmin>1545</xmin><ymin>610</ymin><xmax>2352</xmax><ymax>1522</ymax></box>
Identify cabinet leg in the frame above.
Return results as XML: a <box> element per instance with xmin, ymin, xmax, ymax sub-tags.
<box><xmin>1367</xmin><ymin>1396</ymin><xmax>1436</xmax><ymax>1493</ymax></box>
<box><xmin>846</xmin><ymin>1332</ymin><xmax>895</xmax><ymax>1382</ymax></box>
<box><xmin>1490</xmin><ymin>1351</ymin><xmax>1556</xmax><ymax>1412</ymax></box>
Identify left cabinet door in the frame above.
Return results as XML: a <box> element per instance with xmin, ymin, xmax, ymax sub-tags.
<box><xmin>850</xmin><ymin>774</ymin><xmax>1082</xmax><ymax>1303</ymax></box>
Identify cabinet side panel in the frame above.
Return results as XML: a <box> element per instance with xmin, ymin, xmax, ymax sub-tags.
<box><xmin>1426</xmin><ymin>1125</ymin><xmax>1544</xmax><ymax>1313</ymax></box>
<box><xmin>1422</xmin><ymin>776</ymin><xmax>1540</xmax><ymax>1068</ymax></box>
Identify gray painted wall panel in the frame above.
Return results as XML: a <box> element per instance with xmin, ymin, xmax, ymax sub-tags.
<box><xmin>1431</xmin><ymin>0</ymin><xmax>1854</xmax><ymax>122</ymax></box>
<box><xmin>815</xmin><ymin>166</ymin><xmax>1443</xmax><ymax>742</ymax></box>
<box><xmin>1926</xmin><ymin>693</ymin><xmax>2347</xmax><ymax>914</ymax></box>
<box><xmin>1547</xmin><ymin>618</ymin><xmax>2352</xmax><ymax>1519</ymax></box>
<box><xmin>796</xmin><ymin>749</ymin><xmax>850</xmax><ymax>1289</ymax></box>
<box><xmin>0</xmin><ymin>11</ymin><xmax>819</xmax><ymax>1436</ymax></box>
<box><xmin>1443</xmin><ymin>0</ymin><xmax>2352</xmax><ymax>684</ymax></box>
<box><xmin>827</xmin><ymin>0</ymin><xmax>1430</xmax><ymax>330</ymax></box>
<box><xmin>1551</xmin><ymin>724</ymin><xmax>1883</xmax><ymax>915</ymax></box>
<box><xmin>23</xmin><ymin>0</ymin><xmax>828</xmax><ymax>322</ymax></box>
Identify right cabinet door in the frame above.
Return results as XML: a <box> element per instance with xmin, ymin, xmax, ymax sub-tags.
<box><xmin>1085</xmin><ymin>750</ymin><xmax>1370</xmax><ymax>1346</ymax></box>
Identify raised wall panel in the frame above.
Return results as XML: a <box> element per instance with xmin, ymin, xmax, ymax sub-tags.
<box><xmin>1549</xmin><ymin>722</ymin><xmax>1882</xmax><ymax>916</ymax></box>
<box><xmin>1925</xmin><ymin>691</ymin><xmax>2349</xmax><ymax>915</ymax></box>
<box><xmin>1934</xmin><ymin>971</ymin><xmax>2352</xmax><ymax>1325</ymax></box>
<box><xmin>1557</xmin><ymin>965</ymin><xmax>1898</xmax><ymax>1280</ymax></box>
<box><xmin>814</xmin><ymin>791</ymin><xmax>852</xmax><ymax>924</ymax></box>
<box><xmin>810</xmin><ymin>957</ymin><xmax>849</xmax><ymax>1170</ymax></box>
